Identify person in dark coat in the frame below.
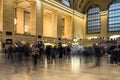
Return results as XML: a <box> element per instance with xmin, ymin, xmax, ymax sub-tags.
<box><xmin>45</xmin><ymin>45</ymin><xmax>52</xmax><ymax>63</ymax></box>
<box><xmin>66</xmin><ymin>46</ymin><xmax>71</xmax><ymax>60</ymax></box>
<box><xmin>7</xmin><ymin>45</ymin><xmax>14</xmax><ymax>63</ymax></box>
<box><xmin>94</xmin><ymin>45</ymin><xmax>102</xmax><ymax>68</ymax></box>
<box><xmin>51</xmin><ymin>46</ymin><xmax>57</xmax><ymax>63</ymax></box>
<box><xmin>58</xmin><ymin>45</ymin><xmax>63</xmax><ymax>59</ymax></box>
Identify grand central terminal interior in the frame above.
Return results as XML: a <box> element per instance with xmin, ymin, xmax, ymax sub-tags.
<box><xmin>0</xmin><ymin>0</ymin><xmax>120</xmax><ymax>80</ymax></box>
<box><xmin>0</xmin><ymin>0</ymin><xmax>120</xmax><ymax>47</ymax></box>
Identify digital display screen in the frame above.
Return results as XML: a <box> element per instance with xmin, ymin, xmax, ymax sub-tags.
<box><xmin>6</xmin><ymin>39</ymin><xmax>12</xmax><ymax>44</ymax></box>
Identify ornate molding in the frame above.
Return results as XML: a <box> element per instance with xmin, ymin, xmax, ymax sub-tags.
<box><xmin>100</xmin><ymin>10</ymin><xmax>108</xmax><ymax>16</ymax></box>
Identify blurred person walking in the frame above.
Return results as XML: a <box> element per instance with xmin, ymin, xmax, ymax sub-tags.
<box><xmin>31</xmin><ymin>44</ymin><xmax>39</xmax><ymax>70</ymax></box>
<box><xmin>24</xmin><ymin>43</ymin><xmax>31</xmax><ymax>72</ymax></box>
<box><xmin>7</xmin><ymin>45</ymin><xmax>14</xmax><ymax>63</ymax></box>
<box><xmin>94</xmin><ymin>44</ymin><xmax>102</xmax><ymax>68</ymax></box>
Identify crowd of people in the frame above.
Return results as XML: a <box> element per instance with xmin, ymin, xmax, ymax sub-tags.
<box><xmin>2</xmin><ymin>42</ymin><xmax>71</xmax><ymax>72</ymax></box>
<box><xmin>1</xmin><ymin>41</ymin><xmax>120</xmax><ymax>73</ymax></box>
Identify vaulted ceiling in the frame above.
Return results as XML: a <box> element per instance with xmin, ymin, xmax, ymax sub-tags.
<box><xmin>56</xmin><ymin>0</ymin><xmax>113</xmax><ymax>13</ymax></box>
<box><xmin>70</xmin><ymin>0</ymin><xmax>113</xmax><ymax>13</ymax></box>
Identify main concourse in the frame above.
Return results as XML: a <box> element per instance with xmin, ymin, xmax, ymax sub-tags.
<box><xmin>1</xmin><ymin>0</ymin><xmax>120</xmax><ymax>80</ymax></box>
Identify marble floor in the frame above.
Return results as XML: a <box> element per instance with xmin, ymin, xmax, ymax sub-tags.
<box><xmin>0</xmin><ymin>55</ymin><xmax>120</xmax><ymax>80</ymax></box>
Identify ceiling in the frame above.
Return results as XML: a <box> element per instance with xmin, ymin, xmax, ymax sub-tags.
<box><xmin>56</xmin><ymin>0</ymin><xmax>113</xmax><ymax>13</ymax></box>
<box><xmin>71</xmin><ymin>0</ymin><xmax>113</xmax><ymax>13</ymax></box>
<box><xmin>15</xmin><ymin>0</ymin><xmax>113</xmax><ymax>14</ymax></box>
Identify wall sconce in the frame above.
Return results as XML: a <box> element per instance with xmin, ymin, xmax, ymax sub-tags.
<box><xmin>24</xmin><ymin>25</ymin><xmax>28</xmax><ymax>32</ymax></box>
<box><xmin>14</xmin><ymin>18</ymin><xmax>17</xmax><ymax>25</ymax></box>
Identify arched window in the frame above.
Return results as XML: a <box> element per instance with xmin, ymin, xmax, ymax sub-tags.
<box><xmin>87</xmin><ymin>6</ymin><xmax>100</xmax><ymax>33</ymax></box>
<box><xmin>108</xmin><ymin>0</ymin><xmax>120</xmax><ymax>32</ymax></box>
<box><xmin>61</xmin><ymin>0</ymin><xmax>71</xmax><ymax>7</ymax></box>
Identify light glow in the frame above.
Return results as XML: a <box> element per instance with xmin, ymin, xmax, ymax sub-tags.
<box><xmin>24</xmin><ymin>25</ymin><xmax>28</xmax><ymax>32</ymax></box>
<box><xmin>14</xmin><ymin>18</ymin><xmax>17</xmax><ymax>24</ymax></box>
<box><xmin>88</xmin><ymin>36</ymin><xmax>98</xmax><ymax>40</ymax></box>
<box><xmin>110</xmin><ymin>35</ymin><xmax>120</xmax><ymax>40</ymax></box>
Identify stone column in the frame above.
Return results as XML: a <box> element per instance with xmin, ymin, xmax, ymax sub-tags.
<box><xmin>30</xmin><ymin>2</ymin><xmax>36</xmax><ymax>36</ymax></box>
<box><xmin>31</xmin><ymin>1</ymin><xmax>43</xmax><ymax>41</ymax></box>
<box><xmin>83</xmin><ymin>15</ymin><xmax>86</xmax><ymax>39</ymax></box>
<box><xmin>0</xmin><ymin>0</ymin><xmax>3</xmax><ymax>32</ymax></box>
<box><xmin>57</xmin><ymin>12</ymin><xmax>62</xmax><ymax>40</ymax></box>
<box><xmin>3</xmin><ymin>0</ymin><xmax>15</xmax><ymax>43</ymax></box>
<box><xmin>52</xmin><ymin>10</ymin><xmax>57</xmax><ymax>38</ymax></box>
<box><xmin>100</xmin><ymin>11</ymin><xmax>108</xmax><ymax>39</ymax></box>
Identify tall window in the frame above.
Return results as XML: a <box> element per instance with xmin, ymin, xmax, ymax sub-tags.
<box><xmin>108</xmin><ymin>0</ymin><xmax>120</xmax><ymax>32</ymax></box>
<box><xmin>87</xmin><ymin>6</ymin><xmax>100</xmax><ymax>33</ymax></box>
<box><xmin>61</xmin><ymin>0</ymin><xmax>71</xmax><ymax>7</ymax></box>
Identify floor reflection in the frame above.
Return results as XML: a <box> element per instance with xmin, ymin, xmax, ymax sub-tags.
<box><xmin>0</xmin><ymin>55</ymin><xmax>120</xmax><ymax>80</ymax></box>
<box><xmin>71</xmin><ymin>56</ymin><xmax>81</xmax><ymax>73</ymax></box>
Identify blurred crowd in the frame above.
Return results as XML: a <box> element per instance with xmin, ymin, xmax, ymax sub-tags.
<box><xmin>1</xmin><ymin>41</ymin><xmax>120</xmax><ymax>73</ymax></box>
